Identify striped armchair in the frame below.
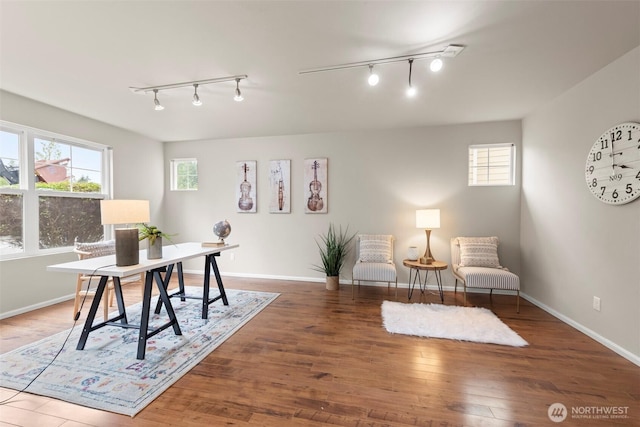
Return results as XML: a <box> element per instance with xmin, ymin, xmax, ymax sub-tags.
<box><xmin>352</xmin><ymin>234</ymin><xmax>397</xmax><ymax>299</ymax></box>
<box><xmin>450</xmin><ymin>237</ymin><xmax>520</xmax><ymax>312</ymax></box>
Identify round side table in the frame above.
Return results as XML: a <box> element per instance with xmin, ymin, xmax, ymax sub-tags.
<box><xmin>402</xmin><ymin>259</ymin><xmax>448</xmax><ymax>301</ymax></box>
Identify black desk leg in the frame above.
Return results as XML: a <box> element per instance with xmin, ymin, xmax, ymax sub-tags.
<box><xmin>154</xmin><ymin>269</ymin><xmax>182</xmax><ymax>336</ymax></box>
<box><xmin>112</xmin><ymin>277</ymin><xmax>128</xmax><ymax>325</ymax></box>
<box><xmin>202</xmin><ymin>253</ymin><xmax>229</xmax><ymax>319</ymax></box>
<box><xmin>153</xmin><ymin>264</ymin><xmax>175</xmax><ymax>314</ymax></box>
<box><xmin>210</xmin><ymin>253</ymin><xmax>229</xmax><ymax>306</ymax></box>
<box><xmin>136</xmin><ymin>271</ymin><xmax>155</xmax><ymax>360</ymax></box>
<box><xmin>177</xmin><ymin>262</ymin><xmax>185</xmax><ymax>301</ymax></box>
<box><xmin>77</xmin><ymin>275</ymin><xmax>109</xmax><ymax>350</ymax></box>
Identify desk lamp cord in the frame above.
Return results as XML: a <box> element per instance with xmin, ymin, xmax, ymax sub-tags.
<box><xmin>0</xmin><ymin>264</ymin><xmax>116</xmax><ymax>405</ymax></box>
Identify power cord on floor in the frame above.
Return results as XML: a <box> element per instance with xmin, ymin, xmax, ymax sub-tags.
<box><xmin>0</xmin><ymin>264</ymin><xmax>116</xmax><ymax>405</ymax></box>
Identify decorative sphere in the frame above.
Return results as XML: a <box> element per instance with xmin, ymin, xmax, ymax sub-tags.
<box><xmin>213</xmin><ymin>220</ymin><xmax>231</xmax><ymax>241</ymax></box>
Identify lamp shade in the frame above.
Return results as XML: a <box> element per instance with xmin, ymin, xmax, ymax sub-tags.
<box><xmin>416</xmin><ymin>209</ymin><xmax>440</xmax><ymax>229</ymax></box>
<box><xmin>100</xmin><ymin>200</ymin><xmax>150</xmax><ymax>225</ymax></box>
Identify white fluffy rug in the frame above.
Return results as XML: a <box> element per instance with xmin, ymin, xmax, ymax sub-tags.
<box><xmin>381</xmin><ymin>301</ymin><xmax>528</xmax><ymax>347</ymax></box>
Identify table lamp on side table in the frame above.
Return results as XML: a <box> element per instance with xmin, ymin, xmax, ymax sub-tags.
<box><xmin>416</xmin><ymin>209</ymin><xmax>440</xmax><ymax>265</ymax></box>
<box><xmin>100</xmin><ymin>200</ymin><xmax>150</xmax><ymax>266</ymax></box>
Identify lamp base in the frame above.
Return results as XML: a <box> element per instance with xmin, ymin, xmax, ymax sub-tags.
<box><xmin>419</xmin><ymin>256</ymin><xmax>434</xmax><ymax>265</ymax></box>
<box><xmin>115</xmin><ymin>228</ymin><xmax>140</xmax><ymax>266</ymax></box>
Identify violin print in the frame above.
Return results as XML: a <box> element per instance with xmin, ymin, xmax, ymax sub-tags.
<box><xmin>304</xmin><ymin>158</ymin><xmax>327</xmax><ymax>214</ymax></box>
<box><xmin>236</xmin><ymin>161</ymin><xmax>256</xmax><ymax>212</ymax></box>
<box><xmin>269</xmin><ymin>159</ymin><xmax>290</xmax><ymax>213</ymax></box>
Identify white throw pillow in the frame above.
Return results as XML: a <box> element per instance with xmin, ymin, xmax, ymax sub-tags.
<box><xmin>359</xmin><ymin>235</ymin><xmax>391</xmax><ymax>263</ymax></box>
<box><xmin>458</xmin><ymin>236</ymin><xmax>501</xmax><ymax>268</ymax></box>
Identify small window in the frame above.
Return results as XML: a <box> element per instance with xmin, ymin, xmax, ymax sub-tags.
<box><xmin>171</xmin><ymin>158</ymin><xmax>198</xmax><ymax>191</ymax></box>
<box><xmin>468</xmin><ymin>143</ymin><xmax>515</xmax><ymax>186</ymax></box>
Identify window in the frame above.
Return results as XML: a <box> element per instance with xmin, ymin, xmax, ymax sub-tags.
<box><xmin>171</xmin><ymin>158</ymin><xmax>198</xmax><ymax>191</ymax></box>
<box><xmin>468</xmin><ymin>143</ymin><xmax>515</xmax><ymax>186</ymax></box>
<box><xmin>0</xmin><ymin>121</ymin><xmax>111</xmax><ymax>257</ymax></box>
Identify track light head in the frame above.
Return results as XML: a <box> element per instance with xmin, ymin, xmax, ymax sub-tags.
<box><xmin>430</xmin><ymin>58</ymin><xmax>443</xmax><ymax>72</ymax></box>
<box><xmin>153</xmin><ymin>89</ymin><xmax>164</xmax><ymax>111</ymax></box>
<box><xmin>192</xmin><ymin>84</ymin><xmax>202</xmax><ymax>106</ymax></box>
<box><xmin>234</xmin><ymin>78</ymin><xmax>244</xmax><ymax>102</ymax></box>
<box><xmin>406</xmin><ymin>59</ymin><xmax>416</xmax><ymax>97</ymax></box>
<box><xmin>367</xmin><ymin>64</ymin><xmax>379</xmax><ymax>86</ymax></box>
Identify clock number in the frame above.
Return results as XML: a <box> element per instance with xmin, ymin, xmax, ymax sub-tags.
<box><xmin>592</xmin><ymin>151</ymin><xmax>602</xmax><ymax>162</ymax></box>
<box><xmin>600</xmin><ymin>186</ymin><xmax>606</xmax><ymax>196</ymax></box>
<box><xmin>588</xmin><ymin>165</ymin><xmax>594</xmax><ymax>174</ymax></box>
<box><xmin>626</xmin><ymin>184</ymin><xmax>633</xmax><ymax>194</ymax></box>
<box><xmin>636</xmin><ymin>171</ymin><xmax>640</xmax><ymax>180</ymax></box>
<box><xmin>611</xmin><ymin>130</ymin><xmax>622</xmax><ymax>143</ymax></box>
<box><xmin>629</xmin><ymin>130</ymin><xmax>633</xmax><ymax>141</ymax></box>
<box><xmin>592</xmin><ymin>178</ymin><xmax>598</xmax><ymax>188</ymax></box>
<box><xmin>612</xmin><ymin>189</ymin><xmax>619</xmax><ymax>199</ymax></box>
<box><xmin>600</xmin><ymin>139</ymin><xmax>609</xmax><ymax>150</ymax></box>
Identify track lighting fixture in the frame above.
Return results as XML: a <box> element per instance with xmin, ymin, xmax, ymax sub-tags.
<box><xmin>299</xmin><ymin>44</ymin><xmax>464</xmax><ymax>97</ymax></box>
<box><xmin>406</xmin><ymin>59</ymin><xmax>416</xmax><ymax>98</ymax></box>
<box><xmin>130</xmin><ymin>74</ymin><xmax>248</xmax><ymax>110</ymax></box>
<box><xmin>153</xmin><ymin>89</ymin><xmax>164</xmax><ymax>111</ymax></box>
<box><xmin>192</xmin><ymin>84</ymin><xmax>202</xmax><ymax>106</ymax></box>
<box><xmin>234</xmin><ymin>78</ymin><xmax>244</xmax><ymax>102</ymax></box>
<box><xmin>367</xmin><ymin>64</ymin><xmax>379</xmax><ymax>86</ymax></box>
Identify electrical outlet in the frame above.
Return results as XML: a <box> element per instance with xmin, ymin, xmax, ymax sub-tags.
<box><xmin>593</xmin><ymin>296</ymin><xmax>601</xmax><ymax>312</ymax></box>
<box><xmin>229</xmin><ymin>252</ymin><xmax>235</xmax><ymax>261</ymax></box>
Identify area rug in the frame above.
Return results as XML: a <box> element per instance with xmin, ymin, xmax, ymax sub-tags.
<box><xmin>0</xmin><ymin>287</ymin><xmax>279</xmax><ymax>416</ymax></box>
<box><xmin>381</xmin><ymin>301</ymin><xmax>528</xmax><ymax>347</ymax></box>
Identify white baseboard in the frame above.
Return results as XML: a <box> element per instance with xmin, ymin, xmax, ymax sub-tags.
<box><xmin>0</xmin><ymin>294</ymin><xmax>74</xmax><ymax>320</ymax></box>
<box><xmin>520</xmin><ymin>293</ymin><xmax>640</xmax><ymax>367</ymax></box>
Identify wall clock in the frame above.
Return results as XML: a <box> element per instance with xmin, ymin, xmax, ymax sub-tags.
<box><xmin>585</xmin><ymin>122</ymin><xmax>640</xmax><ymax>205</ymax></box>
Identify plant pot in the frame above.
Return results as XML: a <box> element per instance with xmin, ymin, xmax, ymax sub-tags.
<box><xmin>326</xmin><ymin>275</ymin><xmax>339</xmax><ymax>291</ymax></box>
<box><xmin>147</xmin><ymin>236</ymin><xmax>163</xmax><ymax>259</ymax></box>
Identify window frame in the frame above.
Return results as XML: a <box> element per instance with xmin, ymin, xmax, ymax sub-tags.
<box><xmin>170</xmin><ymin>158</ymin><xmax>198</xmax><ymax>191</ymax></box>
<box><xmin>0</xmin><ymin>120</ymin><xmax>112</xmax><ymax>259</ymax></box>
<box><xmin>468</xmin><ymin>143</ymin><xmax>516</xmax><ymax>187</ymax></box>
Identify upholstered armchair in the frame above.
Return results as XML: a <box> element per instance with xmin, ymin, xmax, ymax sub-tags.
<box><xmin>352</xmin><ymin>234</ymin><xmax>397</xmax><ymax>299</ymax></box>
<box><xmin>450</xmin><ymin>237</ymin><xmax>520</xmax><ymax>312</ymax></box>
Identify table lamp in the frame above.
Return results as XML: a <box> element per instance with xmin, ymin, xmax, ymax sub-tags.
<box><xmin>416</xmin><ymin>209</ymin><xmax>440</xmax><ymax>265</ymax></box>
<box><xmin>100</xmin><ymin>200</ymin><xmax>150</xmax><ymax>266</ymax></box>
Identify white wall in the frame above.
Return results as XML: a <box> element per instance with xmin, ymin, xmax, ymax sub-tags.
<box><xmin>0</xmin><ymin>91</ymin><xmax>164</xmax><ymax>316</ymax></box>
<box><xmin>521</xmin><ymin>47</ymin><xmax>640</xmax><ymax>359</ymax></box>
<box><xmin>163</xmin><ymin>121</ymin><xmax>522</xmax><ymax>287</ymax></box>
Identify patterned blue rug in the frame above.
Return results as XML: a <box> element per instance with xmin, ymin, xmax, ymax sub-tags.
<box><xmin>0</xmin><ymin>287</ymin><xmax>278</xmax><ymax>416</ymax></box>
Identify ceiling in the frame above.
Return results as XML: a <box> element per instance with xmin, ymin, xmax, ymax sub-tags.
<box><xmin>1</xmin><ymin>1</ymin><xmax>638</xmax><ymax>143</ymax></box>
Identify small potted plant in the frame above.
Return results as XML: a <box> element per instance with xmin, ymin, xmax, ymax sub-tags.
<box><xmin>312</xmin><ymin>224</ymin><xmax>356</xmax><ymax>290</ymax></box>
<box><xmin>138</xmin><ymin>224</ymin><xmax>174</xmax><ymax>259</ymax></box>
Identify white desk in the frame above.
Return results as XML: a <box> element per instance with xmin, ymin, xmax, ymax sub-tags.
<box><xmin>47</xmin><ymin>242</ymin><xmax>238</xmax><ymax>359</ymax></box>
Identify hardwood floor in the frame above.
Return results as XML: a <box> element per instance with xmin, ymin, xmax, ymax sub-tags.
<box><xmin>1</xmin><ymin>275</ymin><xmax>638</xmax><ymax>426</ymax></box>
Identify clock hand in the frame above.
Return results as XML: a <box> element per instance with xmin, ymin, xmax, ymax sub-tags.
<box><xmin>613</xmin><ymin>164</ymin><xmax>632</xmax><ymax>169</ymax></box>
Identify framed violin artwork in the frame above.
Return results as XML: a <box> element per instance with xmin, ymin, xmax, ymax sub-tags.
<box><xmin>304</xmin><ymin>158</ymin><xmax>327</xmax><ymax>214</ymax></box>
<box><xmin>269</xmin><ymin>159</ymin><xmax>291</xmax><ymax>213</ymax></box>
<box><xmin>236</xmin><ymin>160</ymin><xmax>257</xmax><ymax>213</ymax></box>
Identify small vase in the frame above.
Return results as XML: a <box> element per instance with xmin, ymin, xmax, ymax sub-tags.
<box><xmin>408</xmin><ymin>246</ymin><xmax>419</xmax><ymax>261</ymax></box>
<box><xmin>326</xmin><ymin>276</ymin><xmax>339</xmax><ymax>290</ymax></box>
<box><xmin>147</xmin><ymin>236</ymin><xmax>163</xmax><ymax>259</ymax></box>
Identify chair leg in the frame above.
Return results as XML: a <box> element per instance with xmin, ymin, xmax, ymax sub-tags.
<box><xmin>464</xmin><ymin>287</ymin><xmax>467</xmax><ymax>306</ymax></box>
<box><xmin>454</xmin><ymin>278</ymin><xmax>458</xmax><ymax>293</ymax></box>
<box><xmin>352</xmin><ymin>278</ymin><xmax>354</xmax><ymax>300</ymax></box>
<box><xmin>395</xmin><ymin>278</ymin><xmax>398</xmax><ymax>298</ymax></box>
<box><xmin>73</xmin><ymin>274</ymin><xmax>83</xmax><ymax>319</ymax></box>
<box><xmin>102</xmin><ymin>285</ymin><xmax>109</xmax><ymax>321</ymax></box>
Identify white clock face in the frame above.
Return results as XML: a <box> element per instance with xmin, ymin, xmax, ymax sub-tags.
<box><xmin>585</xmin><ymin>122</ymin><xmax>640</xmax><ymax>205</ymax></box>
